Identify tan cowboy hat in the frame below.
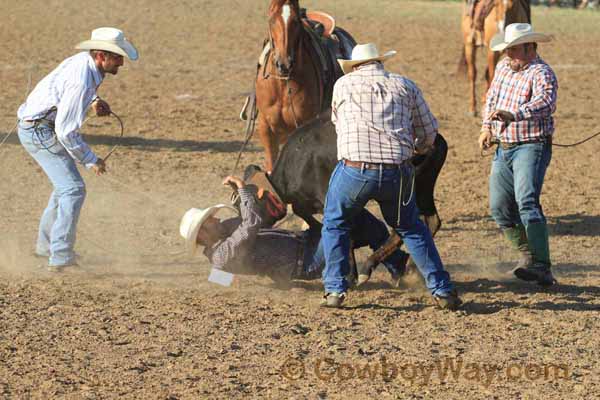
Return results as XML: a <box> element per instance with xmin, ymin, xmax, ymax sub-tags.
<box><xmin>76</xmin><ymin>27</ymin><xmax>139</xmax><ymax>61</ymax></box>
<box><xmin>338</xmin><ymin>43</ymin><xmax>397</xmax><ymax>74</ymax></box>
<box><xmin>179</xmin><ymin>205</ymin><xmax>237</xmax><ymax>254</ymax></box>
<box><xmin>490</xmin><ymin>23</ymin><xmax>552</xmax><ymax>52</ymax></box>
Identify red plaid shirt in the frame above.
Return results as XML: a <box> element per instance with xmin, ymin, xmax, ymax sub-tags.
<box><xmin>482</xmin><ymin>56</ymin><xmax>558</xmax><ymax>143</ymax></box>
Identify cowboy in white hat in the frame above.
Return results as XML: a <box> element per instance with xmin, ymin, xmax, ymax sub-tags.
<box><xmin>320</xmin><ymin>43</ymin><xmax>461</xmax><ymax>309</ymax></box>
<box><xmin>479</xmin><ymin>23</ymin><xmax>558</xmax><ymax>287</ymax></box>
<box><xmin>180</xmin><ymin>175</ymin><xmax>410</xmax><ymax>285</ymax></box>
<box><xmin>17</xmin><ymin>27</ymin><xmax>138</xmax><ymax>271</ymax></box>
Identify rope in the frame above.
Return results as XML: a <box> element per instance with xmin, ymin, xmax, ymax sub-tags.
<box><xmin>480</xmin><ymin>129</ymin><xmax>600</xmax><ymax>157</ymax></box>
<box><xmin>81</xmin><ymin>109</ymin><xmax>124</xmax><ymax>161</ymax></box>
<box><xmin>552</xmin><ymin>130</ymin><xmax>600</xmax><ymax>147</ymax></box>
<box><xmin>231</xmin><ymin>93</ymin><xmax>258</xmax><ymax>176</ymax></box>
<box><xmin>0</xmin><ymin>64</ymin><xmax>35</xmax><ymax>154</ymax></box>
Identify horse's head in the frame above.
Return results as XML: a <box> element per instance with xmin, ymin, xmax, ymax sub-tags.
<box><xmin>268</xmin><ymin>0</ymin><xmax>302</xmax><ymax>77</ymax></box>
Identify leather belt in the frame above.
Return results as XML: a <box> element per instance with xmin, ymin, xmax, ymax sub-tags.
<box><xmin>22</xmin><ymin>118</ymin><xmax>55</xmax><ymax>128</ymax></box>
<box><xmin>499</xmin><ymin>137</ymin><xmax>551</xmax><ymax>150</ymax></box>
<box><xmin>343</xmin><ymin>159</ymin><xmax>400</xmax><ymax>170</ymax></box>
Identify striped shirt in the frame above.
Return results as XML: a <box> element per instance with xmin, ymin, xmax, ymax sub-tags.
<box><xmin>482</xmin><ymin>56</ymin><xmax>558</xmax><ymax>143</ymax></box>
<box><xmin>331</xmin><ymin>62</ymin><xmax>438</xmax><ymax>164</ymax></box>
<box><xmin>18</xmin><ymin>52</ymin><xmax>103</xmax><ymax>166</ymax></box>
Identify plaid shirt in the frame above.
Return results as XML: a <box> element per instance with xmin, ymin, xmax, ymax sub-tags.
<box><xmin>204</xmin><ymin>188</ymin><xmax>303</xmax><ymax>277</ymax></box>
<box><xmin>482</xmin><ymin>56</ymin><xmax>558</xmax><ymax>143</ymax></box>
<box><xmin>331</xmin><ymin>62</ymin><xmax>438</xmax><ymax>164</ymax></box>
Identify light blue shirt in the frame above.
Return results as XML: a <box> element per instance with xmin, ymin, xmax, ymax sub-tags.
<box><xmin>18</xmin><ymin>52</ymin><xmax>104</xmax><ymax>166</ymax></box>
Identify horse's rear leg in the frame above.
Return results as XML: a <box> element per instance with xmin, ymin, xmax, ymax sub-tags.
<box><xmin>257</xmin><ymin>116</ymin><xmax>279</xmax><ymax>172</ymax></box>
<box><xmin>465</xmin><ymin>42</ymin><xmax>477</xmax><ymax>116</ymax></box>
<box><xmin>483</xmin><ymin>50</ymin><xmax>500</xmax><ymax>105</ymax></box>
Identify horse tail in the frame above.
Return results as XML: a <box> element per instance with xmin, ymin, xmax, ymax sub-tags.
<box><xmin>457</xmin><ymin>46</ymin><xmax>468</xmax><ymax>77</ymax></box>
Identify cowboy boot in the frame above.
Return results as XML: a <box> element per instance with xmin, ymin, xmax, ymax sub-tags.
<box><xmin>502</xmin><ymin>225</ymin><xmax>533</xmax><ymax>268</ymax></box>
<box><xmin>513</xmin><ymin>222</ymin><xmax>556</xmax><ymax>287</ymax></box>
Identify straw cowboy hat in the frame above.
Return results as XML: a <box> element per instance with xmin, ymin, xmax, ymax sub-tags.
<box><xmin>338</xmin><ymin>43</ymin><xmax>397</xmax><ymax>74</ymax></box>
<box><xmin>490</xmin><ymin>23</ymin><xmax>552</xmax><ymax>52</ymax></box>
<box><xmin>179</xmin><ymin>205</ymin><xmax>237</xmax><ymax>254</ymax></box>
<box><xmin>76</xmin><ymin>27</ymin><xmax>139</xmax><ymax>61</ymax></box>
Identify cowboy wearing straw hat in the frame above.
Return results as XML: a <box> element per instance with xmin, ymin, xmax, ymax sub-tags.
<box><xmin>478</xmin><ymin>23</ymin><xmax>558</xmax><ymax>287</ymax></box>
<box><xmin>321</xmin><ymin>43</ymin><xmax>461</xmax><ymax>309</ymax></box>
<box><xmin>180</xmin><ymin>175</ymin><xmax>410</xmax><ymax>285</ymax></box>
<box><xmin>17</xmin><ymin>27</ymin><xmax>138</xmax><ymax>271</ymax></box>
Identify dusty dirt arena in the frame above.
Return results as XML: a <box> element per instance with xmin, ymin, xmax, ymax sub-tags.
<box><xmin>1</xmin><ymin>1</ymin><xmax>599</xmax><ymax>398</ymax></box>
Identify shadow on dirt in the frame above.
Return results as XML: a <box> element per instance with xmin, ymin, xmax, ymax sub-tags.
<box><xmin>2</xmin><ymin>133</ymin><xmax>260</xmax><ymax>153</ymax></box>
<box><xmin>456</xmin><ymin>274</ymin><xmax>600</xmax><ymax>314</ymax></box>
<box><xmin>548</xmin><ymin>213</ymin><xmax>600</xmax><ymax>237</ymax></box>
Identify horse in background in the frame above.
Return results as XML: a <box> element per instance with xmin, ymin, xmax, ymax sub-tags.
<box><xmin>252</xmin><ymin>0</ymin><xmax>355</xmax><ymax>171</ymax></box>
<box><xmin>459</xmin><ymin>0</ymin><xmax>531</xmax><ymax>116</ymax></box>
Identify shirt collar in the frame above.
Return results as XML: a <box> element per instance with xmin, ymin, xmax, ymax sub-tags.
<box><xmin>86</xmin><ymin>52</ymin><xmax>104</xmax><ymax>87</ymax></box>
<box><xmin>354</xmin><ymin>61</ymin><xmax>384</xmax><ymax>73</ymax></box>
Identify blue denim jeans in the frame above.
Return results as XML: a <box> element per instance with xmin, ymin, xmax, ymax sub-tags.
<box><xmin>18</xmin><ymin>121</ymin><xmax>86</xmax><ymax>266</ymax></box>
<box><xmin>321</xmin><ymin>161</ymin><xmax>453</xmax><ymax>295</ymax></box>
<box><xmin>489</xmin><ymin>141</ymin><xmax>552</xmax><ymax>229</ymax></box>
<box><xmin>303</xmin><ymin>209</ymin><xmax>408</xmax><ymax>276</ymax></box>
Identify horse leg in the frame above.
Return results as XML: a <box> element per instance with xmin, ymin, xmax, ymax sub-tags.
<box><xmin>257</xmin><ymin>115</ymin><xmax>279</xmax><ymax>172</ymax></box>
<box><xmin>465</xmin><ymin>42</ymin><xmax>477</xmax><ymax>117</ymax></box>
<box><xmin>483</xmin><ymin>50</ymin><xmax>499</xmax><ymax>105</ymax></box>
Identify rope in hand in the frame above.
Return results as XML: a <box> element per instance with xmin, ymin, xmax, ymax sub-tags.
<box><xmin>480</xmin><ymin>122</ymin><xmax>600</xmax><ymax>157</ymax></box>
<box><xmin>82</xmin><ymin>110</ymin><xmax>124</xmax><ymax>161</ymax></box>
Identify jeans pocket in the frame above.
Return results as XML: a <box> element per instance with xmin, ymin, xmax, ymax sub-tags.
<box><xmin>340</xmin><ymin>167</ymin><xmax>369</xmax><ymax>203</ymax></box>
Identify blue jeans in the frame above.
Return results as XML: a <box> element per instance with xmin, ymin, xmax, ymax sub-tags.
<box><xmin>321</xmin><ymin>161</ymin><xmax>453</xmax><ymax>295</ymax></box>
<box><xmin>489</xmin><ymin>141</ymin><xmax>552</xmax><ymax>228</ymax></box>
<box><xmin>303</xmin><ymin>209</ymin><xmax>408</xmax><ymax>276</ymax></box>
<box><xmin>18</xmin><ymin>121</ymin><xmax>86</xmax><ymax>266</ymax></box>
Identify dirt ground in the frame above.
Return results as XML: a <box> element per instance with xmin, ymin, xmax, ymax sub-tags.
<box><xmin>1</xmin><ymin>1</ymin><xmax>599</xmax><ymax>399</ymax></box>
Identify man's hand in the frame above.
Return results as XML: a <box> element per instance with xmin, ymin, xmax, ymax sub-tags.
<box><xmin>92</xmin><ymin>98</ymin><xmax>111</xmax><ymax>117</ymax></box>
<box><xmin>478</xmin><ymin>130</ymin><xmax>493</xmax><ymax>150</ymax></box>
<box><xmin>222</xmin><ymin>175</ymin><xmax>245</xmax><ymax>190</ymax></box>
<box><xmin>490</xmin><ymin>110</ymin><xmax>515</xmax><ymax>124</ymax></box>
<box><xmin>92</xmin><ymin>158</ymin><xmax>107</xmax><ymax>176</ymax></box>
<box><xmin>414</xmin><ymin>145</ymin><xmax>433</xmax><ymax>156</ymax></box>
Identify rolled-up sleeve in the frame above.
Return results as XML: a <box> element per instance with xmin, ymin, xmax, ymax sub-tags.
<box><xmin>54</xmin><ymin>83</ymin><xmax>98</xmax><ymax>167</ymax></box>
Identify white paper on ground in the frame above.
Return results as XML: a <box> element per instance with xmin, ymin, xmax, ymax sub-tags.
<box><xmin>208</xmin><ymin>268</ymin><xmax>235</xmax><ymax>287</ymax></box>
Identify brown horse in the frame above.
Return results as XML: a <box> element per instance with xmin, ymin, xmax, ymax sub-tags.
<box><xmin>460</xmin><ymin>0</ymin><xmax>531</xmax><ymax>116</ymax></box>
<box><xmin>254</xmin><ymin>0</ymin><xmax>352</xmax><ymax>171</ymax></box>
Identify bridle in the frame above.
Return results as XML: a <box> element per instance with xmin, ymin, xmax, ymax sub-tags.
<box><xmin>266</xmin><ymin>2</ymin><xmax>301</xmax><ymax>80</ymax></box>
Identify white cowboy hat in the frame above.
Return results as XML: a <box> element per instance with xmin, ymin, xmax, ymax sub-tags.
<box><xmin>338</xmin><ymin>43</ymin><xmax>397</xmax><ymax>74</ymax></box>
<box><xmin>75</xmin><ymin>27</ymin><xmax>139</xmax><ymax>61</ymax></box>
<box><xmin>490</xmin><ymin>23</ymin><xmax>552</xmax><ymax>52</ymax></box>
<box><xmin>179</xmin><ymin>205</ymin><xmax>237</xmax><ymax>255</ymax></box>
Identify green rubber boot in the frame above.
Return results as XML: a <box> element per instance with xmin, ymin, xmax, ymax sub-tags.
<box><xmin>502</xmin><ymin>225</ymin><xmax>533</xmax><ymax>268</ymax></box>
<box><xmin>513</xmin><ymin>223</ymin><xmax>556</xmax><ymax>286</ymax></box>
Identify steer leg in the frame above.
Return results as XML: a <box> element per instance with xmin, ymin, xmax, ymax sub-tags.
<box><xmin>360</xmin><ymin>231</ymin><xmax>404</xmax><ymax>282</ymax></box>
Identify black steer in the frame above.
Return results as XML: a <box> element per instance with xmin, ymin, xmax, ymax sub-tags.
<box><xmin>246</xmin><ymin>110</ymin><xmax>448</xmax><ymax>276</ymax></box>
<box><xmin>266</xmin><ymin>110</ymin><xmax>447</xmax><ymax>235</ymax></box>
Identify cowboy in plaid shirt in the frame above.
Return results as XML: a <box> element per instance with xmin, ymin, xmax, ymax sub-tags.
<box><xmin>479</xmin><ymin>23</ymin><xmax>558</xmax><ymax>287</ymax></box>
<box><xmin>320</xmin><ymin>43</ymin><xmax>460</xmax><ymax>310</ymax></box>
